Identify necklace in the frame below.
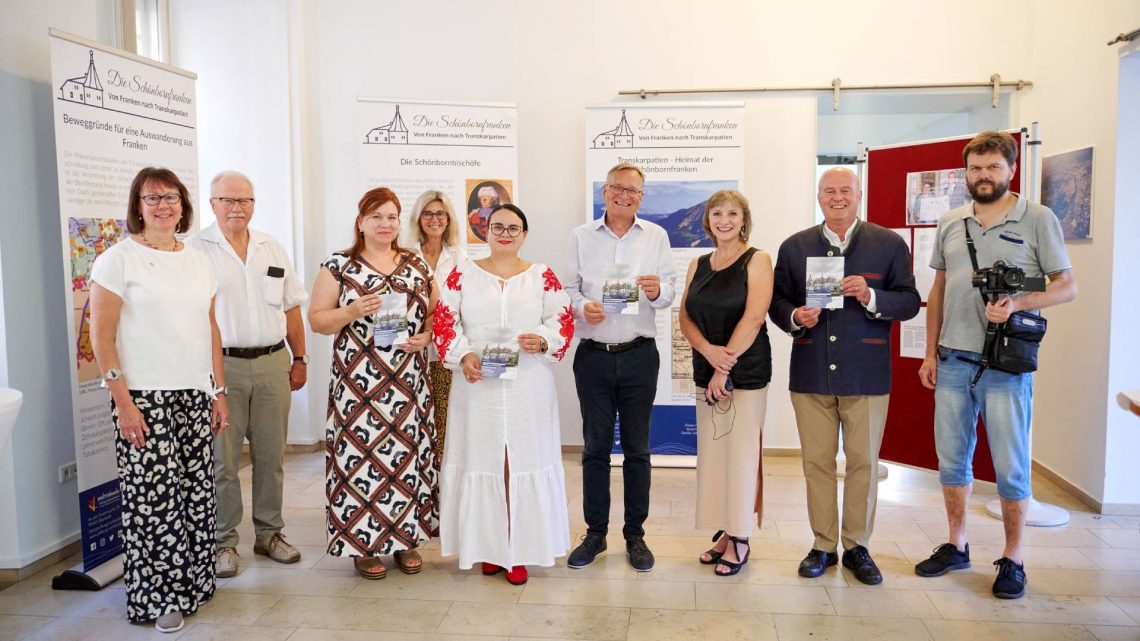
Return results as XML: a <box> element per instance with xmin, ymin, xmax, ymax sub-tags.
<box><xmin>137</xmin><ymin>234</ymin><xmax>181</xmax><ymax>252</ymax></box>
<box><xmin>711</xmin><ymin>243</ymin><xmax>745</xmax><ymax>270</ymax></box>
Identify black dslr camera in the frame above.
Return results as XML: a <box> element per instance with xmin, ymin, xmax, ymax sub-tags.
<box><xmin>971</xmin><ymin>261</ymin><xmax>1046</xmax><ymax>296</ymax></box>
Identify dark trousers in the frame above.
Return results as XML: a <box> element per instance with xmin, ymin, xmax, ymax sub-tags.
<box><xmin>573</xmin><ymin>339</ymin><xmax>659</xmax><ymax>539</ymax></box>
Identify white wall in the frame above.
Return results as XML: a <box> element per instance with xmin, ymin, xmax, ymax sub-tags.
<box><xmin>169</xmin><ymin>0</ymin><xmax>311</xmax><ymax>443</ymax></box>
<box><xmin>1103</xmin><ymin>44</ymin><xmax>1140</xmax><ymax>509</ymax></box>
<box><xmin>1019</xmin><ymin>1</ymin><xmax>1140</xmax><ymax>509</ymax></box>
<box><xmin>292</xmin><ymin>0</ymin><xmax>1034</xmax><ymax>451</ymax></box>
<box><xmin>0</xmin><ymin>0</ymin><xmax>114</xmax><ymax>568</ymax></box>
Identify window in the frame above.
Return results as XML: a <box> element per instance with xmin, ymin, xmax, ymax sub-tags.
<box><xmin>133</xmin><ymin>0</ymin><xmax>171</xmax><ymax>63</ymax></box>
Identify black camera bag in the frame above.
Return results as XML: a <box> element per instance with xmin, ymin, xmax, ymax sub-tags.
<box><xmin>989</xmin><ymin>310</ymin><xmax>1046</xmax><ymax>374</ymax></box>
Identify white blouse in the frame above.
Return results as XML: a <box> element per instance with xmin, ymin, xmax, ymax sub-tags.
<box><xmin>90</xmin><ymin>239</ymin><xmax>217</xmax><ymax>392</ymax></box>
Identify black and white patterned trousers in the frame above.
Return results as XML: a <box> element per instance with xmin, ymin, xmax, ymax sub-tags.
<box><xmin>113</xmin><ymin>389</ymin><xmax>216</xmax><ymax>623</ymax></box>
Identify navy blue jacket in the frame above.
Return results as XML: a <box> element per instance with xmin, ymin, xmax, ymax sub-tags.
<box><xmin>770</xmin><ymin>221</ymin><xmax>920</xmax><ymax>396</ymax></box>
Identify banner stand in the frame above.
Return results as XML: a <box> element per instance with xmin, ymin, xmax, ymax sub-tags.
<box><xmin>51</xmin><ymin>554</ymin><xmax>123</xmax><ymax>591</ymax></box>
<box><xmin>48</xmin><ymin>27</ymin><xmax>199</xmax><ymax>588</ymax></box>
<box><xmin>585</xmin><ymin>102</ymin><xmax>746</xmax><ymax>469</ymax></box>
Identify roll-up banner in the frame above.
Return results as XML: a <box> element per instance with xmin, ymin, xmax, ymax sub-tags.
<box><xmin>357</xmin><ymin>98</ymin><xmax>520</xmax><ymax>261</ymax></box>
<box><xmin>584</xmin><ymin>102</ymin><xmax>745</xmax><ymax>465</ymax></box>
<box><xmin>48</xmin><ymin>28</ymin><xmax>198</xmax><ymax>589</ymax></box>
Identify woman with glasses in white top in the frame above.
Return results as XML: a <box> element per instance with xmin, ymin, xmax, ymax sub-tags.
<box><xmin>433</xmin><ymin>204</ymin><xmax>574</xmax><ymax>586</ymax></box>
<box><xmin>406</xmin><ymin>190</ymin><xmax>468</xmax><ymax>462</ymax></box>
<box><xmin>89</xmin><ymin>167</ymin><xmax>229</xmax><ymax>633</ymax></box>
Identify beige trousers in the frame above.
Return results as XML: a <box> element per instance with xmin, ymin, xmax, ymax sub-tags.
<box><xmin>790</xmin><ymin>393</ymin><xmax>889</xmax><ymax>552</ymax></box>
<box><xmin>214</xmin><ymin>348</ymin><xmax>292</xmax><ymax>547</ymax></box>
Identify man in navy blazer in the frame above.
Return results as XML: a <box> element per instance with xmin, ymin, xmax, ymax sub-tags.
<box><xmin>770</xmin><ymin>168</ymin><xmax>920</xmax><ymax>585</ymax></box>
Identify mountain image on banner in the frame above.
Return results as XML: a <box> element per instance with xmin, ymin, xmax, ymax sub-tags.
<box><xmin>591</xmin><ymin>179</ymin><xmax>738</xmax><ymax>248</ymax></box>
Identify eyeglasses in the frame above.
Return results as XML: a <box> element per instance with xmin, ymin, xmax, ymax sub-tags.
<box><xmin>212</xmin><ymin>197</ymin><xmax>256</xmax><ymax>209</ymax></box>
<box><xmin>606</xmin><ymin>184</ymin><xmax>643</xmax><ymax>197</ymax></box>
<box><xmin>421</xmin><ymin>210</ymin><xmax>448</xmax><ymax>219</ymax></box>
<box><xmin>489</xmin><ymin>223</ymin><xmax>524</xmax><ymax>238</ymax></box>
<box><xmin>140</xmin><ymin>193</ymin><xmax>182</xmax><ymax>206</ymax></box>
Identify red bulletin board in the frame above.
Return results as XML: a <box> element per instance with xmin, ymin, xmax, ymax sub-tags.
<box><xmin>864</xmin><ymin>130</ymin><xmax>1024</xmax><ymax>481</ymax></box>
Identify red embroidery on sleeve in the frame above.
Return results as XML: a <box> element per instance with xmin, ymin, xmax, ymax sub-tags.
<box><xmin>445</xmin><ymin>267</ymin><xmax>462</xmax><ymax>291</ymax></box>
<box><xmin>433</xmin><ymin>303</ymin><xmax>458</xmax><ymax>363</ymax></box>
<box><xmin>542</xmin><ymin>267</ymin><xmax>562</xmax><ymax>292</ymax></box>
<box><xmin>551</xmin><ymin>305</ymin><xmax>575</xmax><ymax>361</ymax></box>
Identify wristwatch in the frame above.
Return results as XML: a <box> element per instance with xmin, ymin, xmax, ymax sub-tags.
<box><xmin>103</xmin><ymin>368</ymin><xmax>122</xmax><ymax>381</ymax></box>
<box><xmin>293</xmin><ymin>354</ymin><xmax>310</xmax><ymax>364</ymax></box>
<box><xmin>212</xmin><ymin>386</ymin><xmax>228</xmax><ymax>396</ymax></box>
<box><xmin>538</xmin><ymin>338</ymin><xmax>549</xmax><ymax>354</ymax></box>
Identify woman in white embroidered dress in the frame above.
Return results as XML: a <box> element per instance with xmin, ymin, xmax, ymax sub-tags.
<box><xmin>405</xmin><ymin>190</ymin><xmax>467</xmax><ymax>463</ymax></box>
<box><xmin>432</xmin><ymin>204</ymin><xmax>574</xmax><ymax>586</ymax></box>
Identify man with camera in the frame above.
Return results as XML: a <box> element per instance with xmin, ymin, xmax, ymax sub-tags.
<box><xmin>916</xmin><ymin>131</ymin><xmax>1077</xmax><ymax>599</ymax></box>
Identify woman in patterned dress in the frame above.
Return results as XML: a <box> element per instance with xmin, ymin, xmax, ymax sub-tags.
<box><xmin>404</xmin><ymin>190</ymin><xmax>467</xmax><ymax>463</ymax></box>
<box><xmin>433</xmin><ymin>204</ymin><xmax>575</xmax><ymax>586</ymax></box>
<box><xmin>309</xmin><ymin>187</ymin><xmax>438</xmax><ymax>579</ymax></box>
<box><xmin>90</xmin><ymin>167</ymin><xmax>229</xmax><ymax>633</ymax></box>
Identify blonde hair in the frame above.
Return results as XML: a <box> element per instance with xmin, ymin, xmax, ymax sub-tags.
<box><xmin>407</xmin><ymin>190</ymin><xmax>460</xmax><ymax>247</ymax></box>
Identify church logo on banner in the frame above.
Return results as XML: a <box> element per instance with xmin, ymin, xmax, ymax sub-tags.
<box><xmin>363</xmin><ymin>105</ymin><xmax>409</xmax><ymax>144</ymax></box>
<box><xmin>592</xmin><ymin>109</ymin><xmax>635</xmax><ymax>149</ymax></box>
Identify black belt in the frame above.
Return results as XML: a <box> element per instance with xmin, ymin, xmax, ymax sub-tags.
<box><xmin>582</xmin><ymin>336</ymin><xmax>652</xmax><ymax>354</ymax></box>
<box><xmin>222</xmin><ymin>340</ymin><xmax>286</xmax><ymax>359</ymax></box>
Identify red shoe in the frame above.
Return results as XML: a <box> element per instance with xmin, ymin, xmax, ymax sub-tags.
<box><xmin>482</xmin><ymin>562</ymin><xmax>503</xmax><ymax>576</ymax></box>
<box><xmin>506</xmin><ymin>565</ymin><xmax>528</xmax><ymax>585</ymax></box>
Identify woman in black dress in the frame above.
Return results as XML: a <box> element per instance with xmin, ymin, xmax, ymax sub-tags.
<box><xmin>678</xmin><ymin>189</ymin><xmax>773</xmax><ymax>576</ymax></box>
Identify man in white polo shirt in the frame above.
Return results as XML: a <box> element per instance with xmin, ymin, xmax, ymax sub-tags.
<box><xmin>191</xmin><ymin>171</ymin><xmax>309</xmax><ymax>577</ymax></box>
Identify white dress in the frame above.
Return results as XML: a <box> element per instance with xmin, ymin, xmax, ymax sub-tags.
<box><xmin>432</xmin><ymin>260</ymin><xmax>575</xmax><ymax>568</ymax></box>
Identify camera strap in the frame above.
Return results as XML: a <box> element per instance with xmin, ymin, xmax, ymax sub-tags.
<box><xmin>962</xmin><ymin>220</ymin><xmax>991</xmax><ymax>308</ymax></box>
<box><xmin>959</xmin><ymin>219</ymin><xmax>995</xmax><ymax>382</ymax></box>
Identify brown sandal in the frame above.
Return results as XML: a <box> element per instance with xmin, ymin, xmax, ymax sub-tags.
<box><xmin>393</xmin><ymin>549</ymin><xmax>422</xmax><ymax>575</ymax></box>
<box><xmin>353</xmin><ymin>557</ymin><xmax>387</xmax><ymax>580</ymax></box>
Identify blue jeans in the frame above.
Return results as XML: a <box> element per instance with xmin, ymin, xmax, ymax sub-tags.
<box><xmin>934</xmin><ymin>346</ymin><xmax>1034</xmax><ymax>500</ymax></box>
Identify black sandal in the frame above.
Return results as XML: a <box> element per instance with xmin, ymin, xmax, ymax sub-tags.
<box><xmin>699</xmin><ymin>530</ymin><xmax>727</xmax><ymax>565</ymax></box>
<box><xmin>714</xmin><ymin>536</ymin><xmax>750</xmax><ymax>577</ymax></box>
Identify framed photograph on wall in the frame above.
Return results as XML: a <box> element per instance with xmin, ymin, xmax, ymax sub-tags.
<box><xmin>1041</xmin><ymin>146</ymin><xmax>1094</xmax><ymax>240</ymax></box>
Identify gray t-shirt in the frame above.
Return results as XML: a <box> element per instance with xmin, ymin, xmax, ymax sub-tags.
<box><xmin>930</xmin><ymin>194</ymin><xmax>1071</xmax><ymax>353</ymax></box>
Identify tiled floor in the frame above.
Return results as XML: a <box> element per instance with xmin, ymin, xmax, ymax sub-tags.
<box><xmin>2</xmin><ymin>452</ymin><xmax>1139</xmax><ymax>640</ymax></box>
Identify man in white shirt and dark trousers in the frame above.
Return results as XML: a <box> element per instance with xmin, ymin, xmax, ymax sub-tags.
<box><xmin>565</xmin><ymin>163</ymin><xmax>677</xmax><ymax>572</ymax></box>
<box><xmin>192</xmin><ymin>171</ymin><xmax>309</xmax><ymax>578</ymax></box>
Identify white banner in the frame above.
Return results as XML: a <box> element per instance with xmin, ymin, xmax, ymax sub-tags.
<box><xmin>357</xmin><ymin>98</ymin><xmax>519</xmax><ymax>260</ymax></box>
<box><xmin>585</xmin><ymin>102</ymin><xmax>745</xmax><ymax>456</ymax></box>
<box><xmin>49</xmin><ymin>29</ymin><xmax>198</xmax><ymax>572</ymax></box>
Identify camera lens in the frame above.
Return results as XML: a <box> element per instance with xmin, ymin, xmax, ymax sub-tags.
<box><xmin>1002</xmin><ymin>269</ymin><xmax>1024</xmax><ymax>288</ymax></box>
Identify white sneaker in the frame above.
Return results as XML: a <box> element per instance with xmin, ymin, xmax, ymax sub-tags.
<box><xmin>216</xmin><ymin>546</ymin><xmax>239</xmax><ymax>578</ymax></box>
<box><xmin>155</xmin><ymin>612</ymin><xmax>184</xmax><ymax>633</ymax></box>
